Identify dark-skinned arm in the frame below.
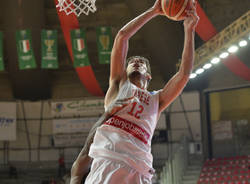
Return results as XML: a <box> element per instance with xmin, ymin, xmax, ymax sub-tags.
<box><xmin>70</xmin><ymin>97</ymin><xmax>133</xmax><ymax>184</ymax></box>
<box><xmin>70</xmin><ymin>112</ymin><xmax>109</xmax><ymax>184</ymax></box>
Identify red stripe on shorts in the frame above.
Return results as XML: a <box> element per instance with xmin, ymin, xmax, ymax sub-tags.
<box><xmin>104</xmin><ymin>115</ymin><xmax>150</xmax><ymax>144</ymax></box>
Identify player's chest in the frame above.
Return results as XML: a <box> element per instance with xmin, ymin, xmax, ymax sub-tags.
<box><xmin>126</xmin><ymin>89</ymin><xmax>153</xmax><ymax>119</ymax></box>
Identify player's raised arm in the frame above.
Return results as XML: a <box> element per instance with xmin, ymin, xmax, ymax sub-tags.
<box><xmin>105</xmin><ymin>0</ymin><xmax>164</xmax><ymax>106</ymax></box>
<box><xmin>159</xmin><ymin>2</ymin><xmax>199</xmax><ymax>113</ymax></box>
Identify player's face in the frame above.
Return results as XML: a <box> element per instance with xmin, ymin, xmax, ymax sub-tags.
<box><xmin>126</xmin><ymin>59</ymin><xmax>148</xmax><ymax>76</ymax></box>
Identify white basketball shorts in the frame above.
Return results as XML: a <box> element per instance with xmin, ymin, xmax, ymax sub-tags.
<box><xmin>85</xmin><ymin>157</ymin><xmax>151</xmax><ymax>184</ymax></box>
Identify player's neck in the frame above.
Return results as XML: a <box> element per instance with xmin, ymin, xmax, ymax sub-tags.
<box><xmin>129</xmin><ymin>76</ymin><xmax>147</xmax><ymax>90</ymax></box>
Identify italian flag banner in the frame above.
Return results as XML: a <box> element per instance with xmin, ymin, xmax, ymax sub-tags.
<box><xmin>41</xmin><ymin>30</ymin><xmax>58</xmax><ymax>69</ymax></box>
<box><xmin>0</xmin><ymin>32</ymin><xmax>4</xmax><ymax>71</ymax></box>
<box><xmin>16</xmin><ymin>30</ymin><xmax>36</xmax><ymax>70</ymax></box>
<box><xmin>70</xmin><ymin>29</ymin><xmax>90</xmax><ymax>68</ymax></box>
<box><xmin>96</xmin><ymin>26</ymin><xmax>112</xmax><ymax>64</ymax></box>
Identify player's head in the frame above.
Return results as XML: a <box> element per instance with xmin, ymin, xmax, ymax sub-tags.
<box><xmin>126</xmin><ymin>56</ymin><xmax>152</xmax><ymax>84</ymax></box>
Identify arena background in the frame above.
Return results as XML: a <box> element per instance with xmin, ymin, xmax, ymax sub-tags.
<box><xmin>0</xmin><ymin>0</ymin><xmax>249</xmax><ymax>183</ymax></box>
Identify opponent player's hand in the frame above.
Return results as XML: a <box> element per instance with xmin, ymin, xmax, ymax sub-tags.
<box><xmin>106</xmin><ymin>97</ymin><xmax>134</xmax><ymax>116</ymax></box>
<box><xmin>152</xmin><ymin>0</ymin><xmax>165</xmax><ymax>16</ymax></box>
<box><xmin>183</xmin><ymin>1</ymin><xmax>199</xmax><ymax>31</ymax></box>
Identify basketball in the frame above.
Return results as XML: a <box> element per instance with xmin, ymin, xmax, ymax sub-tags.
<box><xmin>161</xmin><ymin>0</ymin><xmax>195</xmax><ymax>21</ymax></box>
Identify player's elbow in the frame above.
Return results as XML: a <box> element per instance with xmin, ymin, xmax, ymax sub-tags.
<box><xmin>179</xmin><ymin>67</ymin><xmax>192</xmax><ymax>80</ymax></box>
<box><xmin>177</xmin><ymin>71</ymin><xmax>190</xmax><ymax>85</ymax></box>
<box><xmin>115</xmin><ymin>30</ymin><xmax>129</xmax><ymax>41</ymax></box>
<box><xmin>71</xmin><ymin>155</ymin><xmax>92</xmax><ymax>178</ymax></box>
<box><xmin>71</xmin><ymin>159</ymin><xmax>85</xmax><ymax>177</ymax></box>
<box><xmin>71</xmin><ymin>161</ymin><xmax>78</xmax><ymax>177</ymax></box>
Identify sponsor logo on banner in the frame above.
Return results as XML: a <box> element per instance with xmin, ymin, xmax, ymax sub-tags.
<box><xmin>53</xmin><ymin>134</ymin><xmax>86</xmax><ymax>147</ymax></box>
<box><xmin>54</xmin><ymin>103</ymin><xmax>65</xmax><ymax>113</ymax></box>
<box><xmin>52</xmin><ymin>117</ymin><xmax>99</xmax><ymax>147</ymax></box>
<box><xmin>53</xmin><ymin>117</ymin><xmax>98</xmax><ymax>134</ymax></box>
<box><xmin>0</xmin><ymin>117</ymin><xmax>15</xmax><ymax>124</ymax></box>
<box><xmin>0</xmin><ymin>102</ymin><xmax>16</xmax><ymax>141</ymax></box>
<box><xmin>52</xmin><ymin>99</ymin><xmax>104</xmax><ymax>117</ymax></box>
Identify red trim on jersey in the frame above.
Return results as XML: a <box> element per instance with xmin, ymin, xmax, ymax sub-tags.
<box><xmin>104</xmin><ymin>115</ymin><xmax>150</xmax><ymax>144</ymax></box>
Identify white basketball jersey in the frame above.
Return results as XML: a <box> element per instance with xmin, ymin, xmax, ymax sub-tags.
<box><xmin>89</xmin><ymin>80</ymin><xmax>160</xmax><ymax>177</ymax></box>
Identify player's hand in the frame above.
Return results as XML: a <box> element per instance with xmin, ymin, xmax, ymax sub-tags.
<box><xmin>183</xmin><ymin>1</ymin><xmax>199</xmax><ymax>31</ymax></box>
<box><xmin>152</xmin><ymin>0</ymin><xmax>165</xmax><ymax>16</ymax></box>
<box><xmin>106</xmin><ymin>97</ymin><xmax>134</xmax><ymax>116</ymax></box>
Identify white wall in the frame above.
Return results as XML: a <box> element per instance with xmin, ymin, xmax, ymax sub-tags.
<box><xmin>152</xmin><ymin>91</ymin><xmax>202</xmax><ymax>167</ymax></box>
<box><xmin>0</xmin><ymin>92</ymin><xmax>203</xmax><ymax>165</ymax></box>
<box><xmin>0</xmin><ymin>100</ymin><xmax>79</xmax><ymax>164</ymax></box>
<box><xmin>168</xmin><ymin>91</ymin><xmax>201</xmax><ymax>142</ymax></box>
<box><xmin>154</xmin><ymin>91</ymin><xmax>201</xmax><ymax>142</ymax></box>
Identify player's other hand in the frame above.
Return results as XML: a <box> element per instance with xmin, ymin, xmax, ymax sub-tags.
<box><xmin>183</xmin><ymin>1</ymin><xmax>199</xmax><ymax>31</ymax></box>
<box><xmin>106</xmin><ymin>97</ymin><xmax>134</xmax><ymax>116</ymax></box>
<box><xmin>152</xmin><ymin>0</ymin><xmax>165</xmax><ymax>16</ymax></box>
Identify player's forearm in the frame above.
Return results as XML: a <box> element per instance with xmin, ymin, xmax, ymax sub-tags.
<box><xmin>118</xmin><ymin>8</ymin><xmax>158</xmax><ymax>40</ymax></box>
<box><xmin>179</xmin><ymin>29</ymin><xmax>195</xmax><ymax>76</ymax></box>
<box><xmin>70</xmin><ymin>112</ymin><xmax>109</xmax><ymax>184</ymax></box>
<box><xmin>70</xmin><ymin>176</ymin><xmax>82</xmax><ymax>184</ymax></box>
<box><xmin>70</xmin><ymin>155</ymin><xmax>92</xmax><ymax>184</ymax></box>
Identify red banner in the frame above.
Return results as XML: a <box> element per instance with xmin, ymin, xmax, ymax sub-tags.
<box><xmin>196</xmin><ymin>3</ymin><xmax>250</xmax><ymax>81</ymax></box>
<box><xmin>54</xmin><ymin>0</ymin><xmax>104</xmax><ymax>96</ymax></box>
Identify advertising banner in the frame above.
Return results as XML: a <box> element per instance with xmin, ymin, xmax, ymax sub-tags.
<box><xmin>53</xmin><ymin>117</ymin><xmax>99</xmax><ymax>134</ymax></box>
<box><xmin>53</xmin><ymin>134</ymin><xmax>86</xmax><ymax>147</ymax></box>
<box><xmin>71</xmin><ymin>29</ymin><xmax>90</xmax><ymax>67</ymax></box>
<box><xmin>0</xmin><ymin>102</ymin><xmax>16</xmax><ymax>140</ymax></box>
<box><xmin>41</xmin><ymin>30</ymin><xmax>58</xmax><ymax>69</ymax></box>
<box><xmin>96</xmin><ymin>26</ymin><xmax>112</xmax><ymax>64</ymax></box>
<box><xmin>53</xmin><ymin>117</ymin><xmax>99</xmax><ymax>147</ymax></box>
<box><xmin>52</xmin><ymin>99</ymin><xmax>104</xmax><ymax>117</ymax></box>
<box><xmin>16</xmin><ymin>30</ymin><xmax>36</xmax><ymax>70</ymax></box>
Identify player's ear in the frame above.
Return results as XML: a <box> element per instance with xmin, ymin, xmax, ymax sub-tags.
<box><xmin>146</xmin><ymin>73</ymin><xmax>152</xmax><ymax>81</ymax></box>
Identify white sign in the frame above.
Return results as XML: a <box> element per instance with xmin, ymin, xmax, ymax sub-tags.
<box><xmin>53</xmin><ymin>117</ymin><xmax>99</xmax><ymax>134</ymax></box>
<box><xmin>212</xmin><ymin>121</ymin><xmax>233</xmax><ymax>140</ymax></box>
<box><xmin>0</xmin><ymin>102</ymin><xmax>16</xmax><ymax>140</ymax></box>
<box><xmin>53</xmin><ymin>134</ymin><xmax>86</xmax><ymax>147</ymax></box>
<box><xmin>52</xmin><ymin>99</ymin><xmax>104</xmax><ymax>117</ymax></box>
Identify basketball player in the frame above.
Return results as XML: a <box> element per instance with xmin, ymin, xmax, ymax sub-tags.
<box><xmin>70</xmin><ymin>0</ymin><xmax>199</xmax><ymax>183</ymax></box>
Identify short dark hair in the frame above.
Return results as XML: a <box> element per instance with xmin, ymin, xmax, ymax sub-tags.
<box><xmin>126</xmin><ymin>56</ymin><xmax>151</xmax><ymax>76</ymax></box>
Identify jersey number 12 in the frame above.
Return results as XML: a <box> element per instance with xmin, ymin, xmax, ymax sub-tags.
<box><xmin>127</xmin><ymin>102</ymin><xmax>144</xmax><ymax>119</ymax></box>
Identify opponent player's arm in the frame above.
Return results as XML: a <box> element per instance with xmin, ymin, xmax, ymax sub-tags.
<box><xmin>70</xmin><ymin>97</ymin><xmax>133</xmax><ymax>184</ymax></box>
<box><xmin>70</xmin><ymin>112</ymin><xmax>109</xmax><ymax>184</ymax></box>
<box><xmin>105</xmin><ymin>0</ymin><xmax>164</xmax><ymax>107</ymax></box>
<box><xmin>158</xmin><ymin>5</ymin><xmax>199</xmax><ymax>113</ymax></box>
